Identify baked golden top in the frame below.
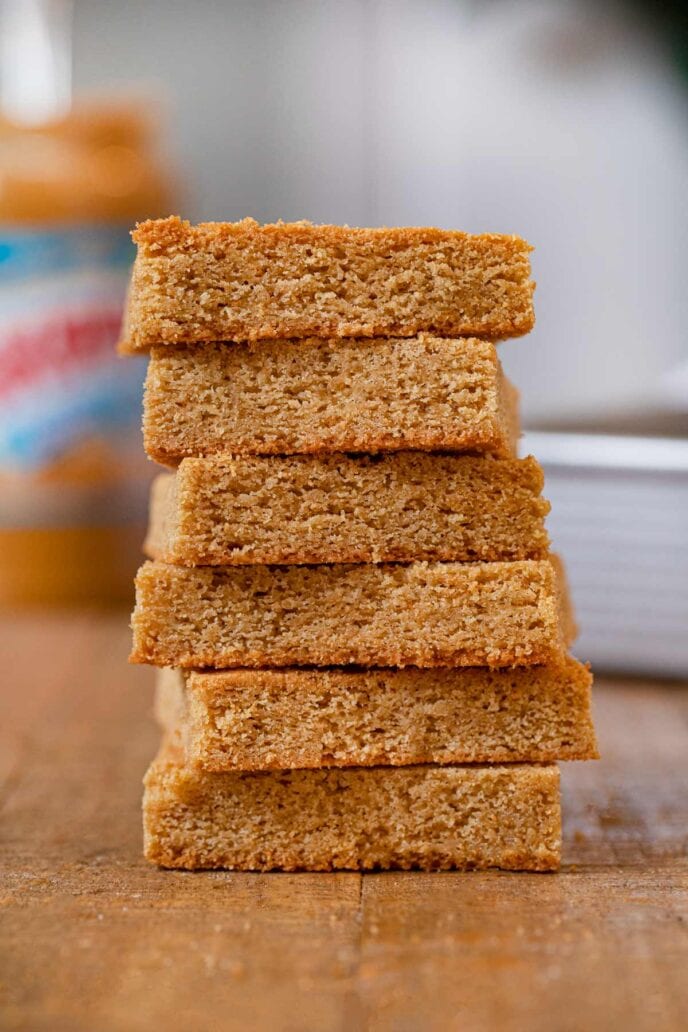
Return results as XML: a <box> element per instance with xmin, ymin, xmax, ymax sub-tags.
<box><xmin>132</xmin><ymin>215</ymin><xmax>533</xmax><ymax>259</ymax></box>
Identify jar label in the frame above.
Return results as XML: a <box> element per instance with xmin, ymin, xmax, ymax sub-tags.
<box><xmin>0</xmin><ymin>225</ymin><xmax>145</xmax><ymax>470</ymax></box>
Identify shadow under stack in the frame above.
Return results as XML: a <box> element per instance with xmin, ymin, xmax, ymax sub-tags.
<box><xmin>121</xmin><ymin>217</ymin><xmax>598</xmax><ymax>872</ymax></box>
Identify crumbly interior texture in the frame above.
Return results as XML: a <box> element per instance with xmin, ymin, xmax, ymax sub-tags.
<box><xmin>130</xmin><ymin>557</ymin><xmax>574</xmax><ymax>669</ymax></box>
<box><xmin>143</xmin><ymin>735</ymin><xmax>560</xmax><ymax>871</ymax></box>
<box><xmin>142</xmin><ymin>336</ymin><xmax>519</xmax><ymax>464</ymax></box>
<box><xmin>120</xmin><ymin>217</ymin><xmax>535</xmax><ymax>351</ymax></box>
<box><xmin>144</xmin><ymin>453</ymin><xmax>550</xmax><ymax>566</ymax></box>
<box><xmin>155</xmin><ymin>658</ymin><xmax>597</xmax><ymax>770</ymax></box>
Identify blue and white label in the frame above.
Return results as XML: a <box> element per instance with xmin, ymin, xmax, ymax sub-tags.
<box><xmin>0</xmin><ymin>225</ymin><xmax>144</xmax><ymax>470</ymax></box>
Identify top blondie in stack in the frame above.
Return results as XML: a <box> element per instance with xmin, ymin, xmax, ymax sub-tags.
<box><xmin>122</xmin><ymin>216</ymin><xmax>597</xmax><ymax>872</ymax></box>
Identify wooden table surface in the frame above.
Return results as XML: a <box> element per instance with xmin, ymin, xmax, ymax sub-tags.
<box><xmin>0</xmin><ymin>613</ymin><xmax>686</xmax><ymax>1032</ymax></box>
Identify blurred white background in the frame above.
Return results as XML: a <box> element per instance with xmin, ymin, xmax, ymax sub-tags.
<box><xmin>71</xmin><ymin>0</ymin><xmax>688</xmax><ymax>426</ymax></box>
<box><xmin>1</xmin><ymin>0</ymin><xmax>686</xmax><ymax>665</ymax></box>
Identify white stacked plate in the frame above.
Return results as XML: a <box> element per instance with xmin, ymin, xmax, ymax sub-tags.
<box><xmin>523</xmin><ymin>432</ymin><xmax>688</xmax><ymax>678</ymax></box>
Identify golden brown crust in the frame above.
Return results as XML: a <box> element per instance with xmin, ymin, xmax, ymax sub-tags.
<box><xmin>145</xmin><ymin>431</ymin><xmax>516</xmax><ymax>467</ymax></box>
<box><xmin>143</xmin><ymin>736</ymin><xmax>561</xmax><ymax>872</ymax></box>
<box><xmin>131</xmin><ymin>215</ymin><xmax>534</xmax><ymax>257</ymax></box>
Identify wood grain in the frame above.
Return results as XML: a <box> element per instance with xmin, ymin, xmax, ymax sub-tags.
<box><xmin>0</xmin><ymin>614</ymin><xmax>685</xmax><ymax>1032</ymax></box>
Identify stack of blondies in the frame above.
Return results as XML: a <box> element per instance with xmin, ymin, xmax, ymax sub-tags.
<box><xmin>121</xmin><ymin>217</ymin><xmax>597</xmax><ymax>872</ymax></box>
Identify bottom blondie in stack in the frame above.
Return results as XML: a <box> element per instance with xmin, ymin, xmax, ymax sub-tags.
<box><xmin>124</xmin><ymin>217</ymin><xmax>597</xmax><ymax>871</ymax></box>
